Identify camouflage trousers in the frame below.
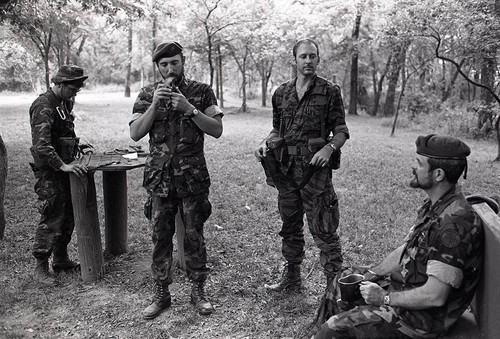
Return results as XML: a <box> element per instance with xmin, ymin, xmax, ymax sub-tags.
<box><xmin>150</xmin><ymin>192</ymin><xmax>212</xmax><ymax>284</ymax></box>
<box><xmin>311</xmin><ymin>267</ymin><xmax>409</xmax><ymax>339</ymax></box>
<box><xmin>32</xmin><ymin>171</ymin><xmax>74</xmax><ymax>260</ymax></box>
<box><xmin>277</xmin><ymin>165</ymin><xmax>342</xmax><ymax>278</ymax></box>
<box><xmin>312</xmin><ymin>305</ymin><xmax>409</xmax><ymax>339</ymax></box>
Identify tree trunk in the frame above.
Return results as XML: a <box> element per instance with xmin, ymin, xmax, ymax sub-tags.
<box><xmin>370</xmin><ymin>53</ymin><xmax>391</xmax><ymax>116</ymax></box>
<box><xmin>152</xmin><ymin>11</ymin><xmax>158</xmax><ymax>84</ymax></box>
<box><xmin>383</xmin><ymin>43</ymin><xmax>407</xmax><ymax>116</ymax></box>
<box><xmin>217</xmin><ymin>44</ymin><xmax>224</xmax><ymax>108</ymax></box>
<box><xmin>73</xmin><ymin>35</ymin><xmax>87</xmax><ymax>65</ymax></box>
<box><xmin>124</xmin><ymin>24</ymin><xmax>132</xmax><ymax>98</ymax></box>
<box><xmin>204</xmin><ymin>24</ymin><xmax>214</xmax><ymax>88</ymax></box>
<box><xmin>348</xmin><ymin>12</ymin><xmax>362</xmax><ymax>115</ymax></box>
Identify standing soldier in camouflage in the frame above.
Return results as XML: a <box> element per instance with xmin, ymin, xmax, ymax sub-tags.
<box><xmin>255</xmin><ymin>38</ymin><xmax>349</xmax><ymax>291</ymax></box>
<box><xmin>130</xmin><ymin>41</ymin><xmax>223</xmax><ymax>319</ymax></box>
<box><xmin>311</xmin><ymin>134</ymin><xmax>489</xmax><ymax>339</ymax></box>
<box><xmin>29</xmin><ymin>65</ymin><xmax>91</xmax><ymax>285</ymax></box>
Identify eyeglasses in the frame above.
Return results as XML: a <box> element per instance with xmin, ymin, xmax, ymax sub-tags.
<box><xmin>64</xmin><ymin>84</ymin><xmax>81</xmax><ymax>94</ymax></box>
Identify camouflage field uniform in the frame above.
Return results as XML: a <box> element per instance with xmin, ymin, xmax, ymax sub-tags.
<box><xmin>29</xmin><ymin>89</ymin><xmax>80</xmax><ymax>261</ymax></box>
<box><xmin>312</xmin><ymin>187</ymin><xmax>483</xmax><ymax>338</ymax></box>
<box><xmin>270</xmin><ymin>75</ymin><xmax>349</xmax><ymax>279</ymax></box>
<box><xmin>131</xmin><ymin>77</ymin><xmax>223</xmax><ymax>284</ymax></box>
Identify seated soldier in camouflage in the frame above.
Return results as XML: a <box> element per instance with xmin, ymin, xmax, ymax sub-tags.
<box><xmin>310</xmin><ymin>134</ymin><xmax>488</xmax><ymax>339</ymax></box>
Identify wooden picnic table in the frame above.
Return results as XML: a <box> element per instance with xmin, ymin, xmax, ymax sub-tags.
<box><xmin>69</xmin><ymin>153</ymin><xmax>146</xmax><ymax>282</ymax></box>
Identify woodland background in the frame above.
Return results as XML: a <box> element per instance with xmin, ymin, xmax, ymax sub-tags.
<box><xmin>0</xmin><ymin>0</ymin><xmax>500</xmax><ymax>160</ymax></box>
<box><xmin>1</xmin><ymin>1</ymin><xmax>500</xmax><ymax>338</ymax></box>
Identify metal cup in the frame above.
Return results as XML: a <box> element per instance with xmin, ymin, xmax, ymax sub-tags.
<box><xmin>338</xmin><ymin>273</ymin><xmax>364</xmax><ymax>303</ymax></box>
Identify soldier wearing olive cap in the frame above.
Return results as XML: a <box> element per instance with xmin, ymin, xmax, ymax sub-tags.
<box><xmin>29</xmin><ymin>65</ymin><xmax>92</xmax><ymax>286</ymax></box>
<box><xmin>310</xmin><ymin>134</ymin><xmax>491</xmax><ymax>338</ymax></box>
<box><xmin>130</xmin><ymin>41</ymin><xmax>223</xmax><ymax>319</ymax></box>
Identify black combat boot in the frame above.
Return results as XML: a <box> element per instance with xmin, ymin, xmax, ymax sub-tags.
<box><xmin>190</xmin><ymin>281</ymin><xmax>214</xmax><ymax>315</ymax></box>
<box><xmin>143</xmin><ymin>281</ymin><xmax>171</xmax><ymax>320</ymax></box>
<box><xmin>52</xmin><ymin>248</ymin><xmax>80</xmax><ymax>273</ymax></box>
<box><xmin>34</xmin><ymin>259</ymin><xmax>57</xmax><ymax>286</ymax></box>
<box><xmin>265</xmin><ymin>263</ymin><xmax>301</xmax><ymax>292</ymax></box>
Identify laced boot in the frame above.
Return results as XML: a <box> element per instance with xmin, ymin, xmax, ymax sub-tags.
<box><xmin>143</xmin><ymin>281</ymin><xmax>171</xmax><ymax>320</ymax></box>
<box><xmin>34</xmin><ymin>259</ymin><xmax>57</xmax><ymax>286</ymax></box>
<box><xmin>265</xmin><ymin>263</ymin><xmax>301</xmax><ymax>292</ymax></box>
<box><xmin>190</xmin><ymin>281</ymin><xmax>214</xmax><ymax>315</ymax></box>
<box><xmin>52</xmin><ymin>248</ymin><xmax>80</xmax><ymax>273</ymax></box>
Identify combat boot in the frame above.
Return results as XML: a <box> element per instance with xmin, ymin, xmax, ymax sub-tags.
<box><xmin>143</xmin><ymin>281</ymin><xmax>171</xmax><ymax>320</ymax></box>
<box><xmin>265</xmin><ymin>263</ymin><xmax>301</xmax><ymax>292</ymax></box>
<box><xmin>190</xmin><ymin>281</ymin><xmax>214</xmax><ymax>315</ymax></box>
<box><xmin>34</xmin><ymin>259</ymin><xmax>57</xmax><ymax>286</ymax></box>
<box><xmin>52</xmin><ymin>248</ymin><xmax>80</xmax><ymax>273</ymax></box>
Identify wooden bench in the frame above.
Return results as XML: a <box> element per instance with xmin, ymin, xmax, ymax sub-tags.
<box><xmin>444</xmin><ymin>196</ymin><xmax>500</xmax><ymax>339</ymax></box>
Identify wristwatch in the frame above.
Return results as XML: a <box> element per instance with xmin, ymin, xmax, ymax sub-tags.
<box><xmin>329</xmin><ymin>143</ymin><xmax>338</xmax><ymax>152</ymax></box>
<box><xmin>186</xmin><ymin>108</ymin><xmax>200</xmax><ymax>119</ymax></box>
<box><xmin>383</xmin><ymin>293</ymin><xmax>391</xmax><ymax>306</ymax></box>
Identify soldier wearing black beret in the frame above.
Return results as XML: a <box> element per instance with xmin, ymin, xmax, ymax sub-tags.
<box><xmin>312</xmin><ymin>134</ymin><xmax>484</xmax><ymax>339</ymax></box>
<box><xmin>130</xmin><ymin>41</ymin><xmax>223</xmax><ymax>319</ymax></box>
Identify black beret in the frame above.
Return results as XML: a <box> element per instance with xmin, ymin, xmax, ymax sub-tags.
<box><xmin>152</xmin><ymin>41</ymin><xmax>183</xmax><ymax>62</ymax></box>
<box><xmin>51</xmin><ymin>65</ymin><xmax>88</xmax><ymax>84</ymax></box>
<box><xmin>416</xmin><ymin>134</ymin><xmax>471</xmax><ymax>159</ymax></box>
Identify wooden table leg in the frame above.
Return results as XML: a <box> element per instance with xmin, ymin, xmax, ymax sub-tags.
<box><xmin>102</xmin><ymin>171</ymin><xmax>128</xmax><ymax>255</ymax></box>
<box><xmin>69</xmin><ymin>172</ymin><xmax>105</xmax><ymax>283</ymax></box>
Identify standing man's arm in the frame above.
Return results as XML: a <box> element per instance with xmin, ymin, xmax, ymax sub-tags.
<box><xmin>130</xmin><ymin>84</ymin><xmax>166</xmax><ymax>141</ymax></box>
<box><xmin>310</xmin><ymin>84</ymin><xmax>349</xmax><ymax>167</ymax></box>
<box><xmin>168</xmin><ymin>89</ymin><xmax>223</xmax><ymax>138</ymax></box>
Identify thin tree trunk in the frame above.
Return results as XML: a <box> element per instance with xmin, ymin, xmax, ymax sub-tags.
<box><xmin>217</xmin><ymin>44</ymin><xmax>224</xmax><ymax>108</ymax></box>
<box><xmin>124</xmin><ymin>24</ymin><xmax>132</xmax><ymax>98</ymax></box>
<box><xmin>348</xmin><ymin>12</ymin><xmax>362</xmax><ymax>115</ymax></box>
<box><xmin>383</xmin><ymin>43</ymin><xmax>407</xmax><ymax>116</ymax></box>
<box><xmin>152</xmin><ymin>10</ymin><xmax>157</xmax><ymax>83</ymax></box>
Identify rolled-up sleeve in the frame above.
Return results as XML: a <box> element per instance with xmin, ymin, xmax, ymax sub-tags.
<box><xmin>328</xmin><ymin>85</ymin><xmax>349</xmax><ymax>139</ymax></box>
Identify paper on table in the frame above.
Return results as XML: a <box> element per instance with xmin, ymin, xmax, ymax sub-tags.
<box><xmin>122</xmin><ymin>153</ymin><xmax>138</xmax><ymax>159</ymax></box>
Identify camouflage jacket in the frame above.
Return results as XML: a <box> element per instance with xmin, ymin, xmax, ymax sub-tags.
<box><xmin>29</xmin><ymin>89</ymin><xmax>79</xmax><ymax>171</ymax></box>
<box><xmin>271</xmin><ymin>75</ymin><xmax>349</xmax><ymax>178</ymax></box>
<box><xmin>393</xmin><ymin>186</ymin><xmax>483</xmax><ymax>338</ymax></box>
<box><xmin>131</xmin><ymin>77</ymin><xmax>222</xmax><ymax>198</ymax></box>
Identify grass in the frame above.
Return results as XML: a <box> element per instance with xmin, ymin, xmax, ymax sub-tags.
<box><xmin>0</xmin><ymin>91</ymin><xmax>498</xmax><ymax>339</ymax></box>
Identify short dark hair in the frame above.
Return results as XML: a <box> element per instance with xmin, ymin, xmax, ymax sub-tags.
<box><xmin>427</xmin><ymin>158</ymin><xmax>467</xmax><ymax>184</ymax></box>
<box><xmin>292</xmin><ymin>38</ymin><xmax>320</xmax><ymax>58</ymax></box>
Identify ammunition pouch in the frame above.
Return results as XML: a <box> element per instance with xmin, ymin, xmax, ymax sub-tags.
<box><xmin>58</xmin><ymin>137</ymin><xmax>80</xmax><ymax>163</ymax></box>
